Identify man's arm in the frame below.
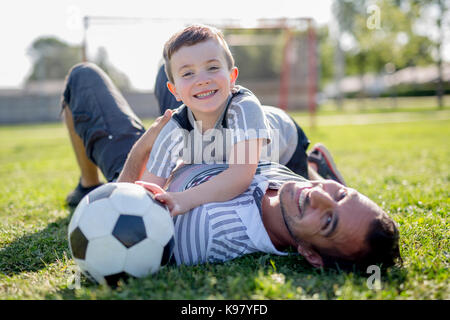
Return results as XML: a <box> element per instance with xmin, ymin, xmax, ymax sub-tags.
<box><xmin>117</xmin><ymin>110</ymin><xmax>172</xmax><ymax>183</ymax></box>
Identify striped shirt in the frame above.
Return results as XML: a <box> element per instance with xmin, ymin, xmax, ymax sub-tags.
<box><xmin>146</xmin><ymin>86</ymin><xmax>298</xmax><ymax>179</ymax></box>
<box><xmin>167</xmin><ymin>162</ymin><xmax>309</xmax><ymax>266</ymax></box>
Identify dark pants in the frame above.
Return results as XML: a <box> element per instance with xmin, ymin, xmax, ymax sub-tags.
<box><xmin>62</xmin><ymin>62</ymin><xmax>146</xmax><ymax>182</ymax></box>
<box><xmin>62</xmin><ymin>62</ymin><xmax>309</xmax><ymax>181</ymax></box>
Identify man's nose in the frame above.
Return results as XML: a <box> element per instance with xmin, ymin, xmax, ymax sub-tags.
<box><xmin>309</xmin><ymin>186</ymin><xmax>336</xmax><ymax>210</ymax></box>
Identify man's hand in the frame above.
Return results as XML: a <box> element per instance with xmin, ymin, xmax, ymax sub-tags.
<box><xmin>117</xmin><ymin>109</ymin><xmax>172</xmax><ymax>183</ymax></box>
<box><xmin>140</xmin><ymin>109</ymin><xmax>173</xmax><ymax>152</ymax></box>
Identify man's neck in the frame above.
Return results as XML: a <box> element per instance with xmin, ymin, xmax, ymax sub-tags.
<box><xmin>261</xmin><ymin>189</ymin><xmax>298</xmax><ymax>251</ymax></box>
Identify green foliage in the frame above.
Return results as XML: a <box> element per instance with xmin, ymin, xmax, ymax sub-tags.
<box><xmin>0</xmin><ymin>106</ymin><xmax>448</xmax><ymax>299</ymax></box>
<box><xmin>93</xmin><ymin>47</ymin><xmax>131</xmax><ymax>91</ymax></box>
<box><xmin>26</xmin><ymin>36</ymin><xmax>131</xmax><ymax>91</ymax></box>
<box><xmin>224</xmin><ymin>29</ymin><xmax>285</xmax><ymax>80</ymax></box>
<box><xmin>318</xmin><ymin>25</ymin><xmax>336</xmax><ymax>87</ymax></box>
<box><xmin>27</xmin><ymin>37</ymin><xmax>81</xmax><ymax>82</ymax></box>
<box><xmin>332</xmin><ymin>0</ymin><xmax>435</xmax><ymax>76</ymax></box>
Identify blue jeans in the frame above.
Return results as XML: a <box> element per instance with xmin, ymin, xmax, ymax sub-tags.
<box><xmin>62</xmin><ymin>62</ymin><xmax>146</xmax><ymax>182</ymax></box>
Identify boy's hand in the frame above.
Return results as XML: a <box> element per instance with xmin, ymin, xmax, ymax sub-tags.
<box><xmin>154</xmin><ymin>192</ymin><xmax>191</xmax><ymax>217</ymax></box>
<box><xmin>136</xmin><ymin>181</ymin><xmax>190</xmax><ymax>217</ymax></box>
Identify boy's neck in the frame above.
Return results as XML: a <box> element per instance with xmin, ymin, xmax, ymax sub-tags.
<box><xmin>191</xmin><ymin>112</ymin><xmax>220</xmax><ymax>132</ymax></box>
<box><xmin>188</xmin><ymin>97</ymin><xmax>230</xmax><ymax>133</ymax></box>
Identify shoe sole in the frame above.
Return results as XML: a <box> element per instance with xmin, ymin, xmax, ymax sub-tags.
<box><xmin>313</xmin><ymin>143</ymin><xmax>346</xmax><ymax>186</ymax></box>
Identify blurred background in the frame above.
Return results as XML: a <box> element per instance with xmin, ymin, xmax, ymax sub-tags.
<box><xmin>0</xmin><ymin>0</ymin><xmax>449</xmax><ymax>123</ymax></box>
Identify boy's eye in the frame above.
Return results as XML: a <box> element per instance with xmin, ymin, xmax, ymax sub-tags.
<box><xmin>182</xmin><ymin>71</ymin><xmax>193</xmax><ymax>77</ymax></box>
<box><xmin>208</xmin><ymin>66</ymin><xmax>219</xmax><ymax>71</ymax></box>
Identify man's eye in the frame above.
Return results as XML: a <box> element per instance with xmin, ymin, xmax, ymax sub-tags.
<box><xmin>337</xmin><ymin>190</ymin><xmax>347</xmax><ymax>201</ymax></box>
<box><xmin>322</xmin><ymin>214</ymin><xmax>332</xmax><ymax>230</ymax></box>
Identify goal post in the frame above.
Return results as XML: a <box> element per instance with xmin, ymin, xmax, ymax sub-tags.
<box><xmin>81</xmin><ymin>16</ymin><xmax>318</xmax><ymax>116</ymax></box>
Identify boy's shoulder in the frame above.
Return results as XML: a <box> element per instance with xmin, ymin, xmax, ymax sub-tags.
<box><xmin>166</xmin><ymin>104</ymin><xmax>194</xmax><ymax>132</ymax></box>
<box><xmin>231</xmin><ymin>85</ymin><xmax>257</xmax><ymax>100</ymax></box>
<box><xmin>228</xmin><ymin>85</ymin><xmax>262</xmax><ymax>112</ymax></box>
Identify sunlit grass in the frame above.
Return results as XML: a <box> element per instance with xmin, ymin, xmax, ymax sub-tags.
<box><xmin>0</xmin><ymin>110</ymin><xmax>448</xmax><ymax>299</ymax></box>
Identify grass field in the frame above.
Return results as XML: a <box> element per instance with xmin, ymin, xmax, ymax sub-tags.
<box><xmin>0</xmin><ymin>106</ymin><xmax>448</xmax><ymax>300</ymax></box>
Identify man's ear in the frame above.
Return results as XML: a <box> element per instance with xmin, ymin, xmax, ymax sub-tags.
<box><xmin>167</xmin><ymin>81</ymin><xmax>181</xmax><ymax>101</ymax></box>
<box><xmin>297</xmin><ymin>243</ymin><xmax>324</xmax><ymax>268</ymax></box>
<box><xmin>230</xmin><ymin>67</ymin><xmax>238</xmax><ymax>86</ymax></box>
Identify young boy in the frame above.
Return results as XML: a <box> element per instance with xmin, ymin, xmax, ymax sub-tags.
<box><xmin>141</xmin><ymin>24</ymin><xmax>276</xmax><ymax>216</ymax></box>
<box><xmin>139</xmin><ymin>24</ymin><xmax>349</xmax><ymax>217</ymax></box>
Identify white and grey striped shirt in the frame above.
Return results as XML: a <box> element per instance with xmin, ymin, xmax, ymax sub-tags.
<box><xmin>146</xmin><ymin>86</ymin><xmax>299</xmax><ymax>180</ymax></box>
<box><xmin>167</xmin><ymin>162</ymin><xmax>309</xmax><ymax>266</ymax></box>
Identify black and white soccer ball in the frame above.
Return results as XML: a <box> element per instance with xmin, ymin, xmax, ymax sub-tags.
<box><xmin>68</xmin><ymin>182</ymin><xmax>174</xmax><ymax>286</ymax></box>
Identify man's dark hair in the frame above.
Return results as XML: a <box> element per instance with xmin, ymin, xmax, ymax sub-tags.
<box><xmin>314</xmin><ymin>214</ymin><xmax>402</xmax><ymax>272</ymax></box>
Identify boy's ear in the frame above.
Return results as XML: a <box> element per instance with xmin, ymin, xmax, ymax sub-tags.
<box><xmin>230</xmin><ymin>67</ymin><xmax>238</xmax><ymax>86</ymax></box>
<box><xmin>167</xmin><ymin>81</ymin><xmax>181</xmax><ymax>101</ymax></box>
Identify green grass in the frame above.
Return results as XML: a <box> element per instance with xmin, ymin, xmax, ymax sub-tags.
<box><xmin>0</xmin><ymin>108</ymin><xmax>448</xmax><ymax>300</ymax></box>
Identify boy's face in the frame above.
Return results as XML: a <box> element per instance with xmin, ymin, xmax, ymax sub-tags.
<box><xmin>167</xmin><ymin>39</ymin><xmax>238</xmax><ymax>120</ymax></box>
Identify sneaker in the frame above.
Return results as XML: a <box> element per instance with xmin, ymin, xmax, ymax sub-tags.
<box><xmin>66</xmin><ymin>179</ymin><xmax>103</xmax><ymax>207</ymax></box>
<box><xmin>307</xmin><ymin>143</ymin><xmax>347</xmax><ymax>186</ymax></box>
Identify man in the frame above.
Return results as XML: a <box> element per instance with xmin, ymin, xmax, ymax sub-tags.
<box><xmin>61</xmin><ymin>62</ymin><xmax>400</xmax><ymax>271</ymax></box>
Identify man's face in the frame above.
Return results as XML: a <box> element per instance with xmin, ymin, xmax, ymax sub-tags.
<box><xmin>167</xmin><ymin>39</ymin><xmax>238</xmax><ymax>121</ymax></box>
<box><xmin>279</xmin><ymin>180</ymin><xmax>382</xmax><ymax>266</ymax></box>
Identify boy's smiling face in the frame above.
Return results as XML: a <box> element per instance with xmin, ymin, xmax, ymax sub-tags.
<box><xmin>167</xmin><ymin>39</ymin><xmax>238</xmax><ymax>125</ymax></box>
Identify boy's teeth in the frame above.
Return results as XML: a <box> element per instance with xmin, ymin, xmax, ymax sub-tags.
<box><xmin>196</xmin><ymin>90</ymin><xmax>215</xmax><ymax>98</ymax></box>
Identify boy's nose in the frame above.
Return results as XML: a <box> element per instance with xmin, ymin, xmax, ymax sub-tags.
<box><xmin>196</xmin><ymin>78</ymin><xmax>211</xmax><ymax>86</ymax></box>
<box><xmin>196</xmin><ymin>73</ymin><xmax>211</xmax><ymax>86</ymax></box>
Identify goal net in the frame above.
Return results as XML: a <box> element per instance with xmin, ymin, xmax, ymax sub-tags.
<box><xmin>83</xmin><ymin>17</ymin><xmax>318</xmax><ymax>113</ymax></box>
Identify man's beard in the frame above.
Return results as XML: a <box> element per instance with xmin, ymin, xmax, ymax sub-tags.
<box><xmin>278</xmin><ymin>180</ymin><xmax>312</xmax><ymax>244</ymax></box>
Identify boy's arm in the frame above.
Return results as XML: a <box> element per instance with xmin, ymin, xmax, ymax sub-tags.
<box><xmin>117</xmin><ymin>110</ymin><xmax>172</xmax><ymax>183</ymax></box>
<box><xmin>155</xmin><ymin>138</ymin><xmax>264</xmax><ymax>216</ymax></box>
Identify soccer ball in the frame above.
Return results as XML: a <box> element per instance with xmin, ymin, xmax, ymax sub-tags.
<box><xmin>68</xmin><ymin>182</ymin><xmax>174</xmax><ymax>286</ymax></box>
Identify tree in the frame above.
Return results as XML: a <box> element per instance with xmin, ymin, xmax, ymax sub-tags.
<box><xmin>27</xmin><ymin>36</ymin><xmax>132</xmax><ymax>91</ymax></box>
<box><xmin>27</xmin><ymin>37</ymin><xmax>81</xmax><ymax>82</ymax></box>
<box><xmin>317</xmin><ymin>25</ymin><xmax>336</xmax><ymax>89</ymax></box>
<box><xmin>223</xmin><ymin>29</ymin><xmax>284</xmax><ymax>80</ymax></box>
<box><xmin>331</xmin><ymin>0</ymin><xmax>436</xmax><ymax>103</ymax></box>
<box><xmin>331</xmin><ymin>0</ymin><xmax>364</xmax><ymax>108</ymax></box>
<box><xmin>400</xmin><ymin>0</ymin><xmax>449</xmax><ymax>108</ymax></box>
<box><xmin>93</xmin><ymin>47</ymin><xmax>131</xmax><ymax>91</ymax></box>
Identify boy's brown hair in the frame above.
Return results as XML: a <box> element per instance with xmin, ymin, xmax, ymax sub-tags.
<box><xmin>163</xmin><ymin>24</ymin><xmax>235</xmax><ymax>83</ymax></box>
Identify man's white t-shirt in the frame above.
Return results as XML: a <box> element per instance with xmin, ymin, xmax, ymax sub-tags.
<box><xmin>166</xmin><ymin>162</ymin><xmax>310</xmax><ymax>266</ymax></box>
